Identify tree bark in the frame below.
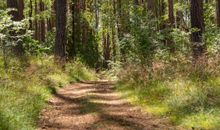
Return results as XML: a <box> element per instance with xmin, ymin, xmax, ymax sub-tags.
<box><xmin>29</xmin><ymin>0</ymin><xmax>33</xmax><ymax>30</ymax></box>
<box><xmin>54</xmin><ymin>0</ymin><xmax>67</xmax><ymax>66</ymax></box>
<box><xmin>7</xmin><ymin>0</ymin><xmax>25</xmax><ymax>56</ymax></box>
<box><xmin>190</xmin><ymin>0</ymin><xmax>205</xmax><ymax>59</ymax></box>
<box><xmin>217</xmin><ymin>0</ymin><xmax>220</xmax><ymax>27</ymax></box>
<box><xmin>168</xmin><ymin>0</ymin><xmax>175</xmax><ymax>52</ymax></box>
<box><xmin>39</xmin><ymin>0</ymin><xmax>45</xmax><ymax>42</ymax></box>
<box><xmin>103</xmin><ymin>32</ymin><xmax>111</xmax><ymax>68</ymax></box>
<box><xmin>168</xmin><ymin>0</ymin><xmax>175</xmax><ymax>26</ymax></box>
<box><xmin>34</xmin><ymin>0</ymin><xmax>39</xmax><ymax>40</ymax></box>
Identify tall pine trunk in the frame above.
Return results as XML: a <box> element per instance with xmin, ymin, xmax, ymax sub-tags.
<box><xmin>29</xmin><ymin>0</ymin><xmax>33</xmax><ymax>30</ymax></box>
<box><xmin>190</xmin><ymin>0</ymin><xmax>205</xmax><ymax>60</ymax></box>
<box><xmin>54</xmin><ymin>0</ymin><xmax>67</xmax><ymax>66</ymax></box>
<box><xmin>168</xmin><ymin>0</ymin><xmax>175</xmax><ymax>26</ymax></box>
<box><xmin>39</xmin><ymin>0</ymin><xmax>45</xmax><ymax>42</ymax></box>
<box><xmin>34</xmin><ymin>0</ymin><xmax>39</xmax><ymax>40</ymax></box>
<box><xmin>168</xmin><ymin>0</ymin><xmax>175</xmax><ymax>52</ymax></box>
<box><xmin>7</xmin><ymin>0</ymin><xmax>25</xmax><ymax>56</ymax></box>
<box><xmin>217</xmin><ymin>0</ymin><xmax>220</xmax><ymax>27</ymax></box>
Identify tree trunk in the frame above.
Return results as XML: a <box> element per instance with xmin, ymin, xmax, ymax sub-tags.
<box><xmin>29</xmin><ymin>0</ymin><xmax>33</xmax><ymax>30</ymax></box>
<box><xmin>94</xmin><ymin>0</ymin><xmax>99</xmax><ymax>29</ymax></box>
<box><xmin>54</xmin><ymin>0</ymin><xmax>67</xmax><ymax>66</ymax></box>
<box><xmin>34</xmin><ymin>0</ymin><xmax>39</xmax><ymax>40</ymax></box>
<box><xmin>39</xmin><ymin>0</ymin><xmax>45</xmax><ymax>42</ymax></box>
<box><xmin>168</xmin><ymin>0</ymin><xmax>175</xmax><ymax>26</ymax></box>
<box><xmin>147</xmin><ymin>0</ymin><xmax>157</xmax><ymax>16</ymax></box>
<box><xmin>168</xmin><ymin>0</ymin><xmax>175</xmax><ymax>52</ymax></box>
<box><xmin>217</xmin><ymin>0</ymin><xmax>220</xmax><ymax>27</ymax></box>
<box><xmin>7</xmin><ymin>0</ymin><xmax>25</xmax><ymax>56</ymax></box>
<box><xmin>190</xmin><ymin>0</ymin><xmax>205</xmax><ymax>59</ymax></box>
<box><xmin>103</xmin><ymin>32</ymin><xmax>111</xmax><ymax>68</ymax></box>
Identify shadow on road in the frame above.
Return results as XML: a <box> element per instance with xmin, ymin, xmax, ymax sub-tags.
<box><xmin>39</xmin><ymin>81</ymin><xmax>171</xmax><ymax>130</ymax></box>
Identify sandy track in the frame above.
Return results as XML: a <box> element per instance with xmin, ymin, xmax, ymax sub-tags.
<box><xmin>38</xmin><ymin>81</ymin><xmax>174</xmax><ymax>130</ymax></box>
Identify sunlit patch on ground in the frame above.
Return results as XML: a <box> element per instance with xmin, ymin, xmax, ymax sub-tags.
<box><xmin>38</xmin><ymin>81</ymin><xmax>174</xmax><ymax>130</ymax></box>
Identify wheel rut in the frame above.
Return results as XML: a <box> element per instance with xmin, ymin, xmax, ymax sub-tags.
<box><xmin>38</xmin><ymin>81</ymin><xmax>174</xmax><ymax>130</ymax></box>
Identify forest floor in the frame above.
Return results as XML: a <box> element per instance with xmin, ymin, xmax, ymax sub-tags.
<box><xmin>38</xmin><ymin>81</ymin><xmax>177</xmax><ymax>130</ymax></box>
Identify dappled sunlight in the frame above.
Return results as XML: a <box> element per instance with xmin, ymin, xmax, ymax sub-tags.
<box><xmin>38</xmin><ymin>82</ymin><xmax>173</xmax><ymax>130</ymax></box>
<box><xmin>1</xmin><ymin>0</ymin><xmax>219</xmax><ymax>129</ymax></box>
<box><xmin>90</xmin><ymin>98</ymin><xmax>127</xmax><ymax>106</ymax></box>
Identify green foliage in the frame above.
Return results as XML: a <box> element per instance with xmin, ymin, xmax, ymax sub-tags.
<box><xmin>0</xmin><ymin>9</ymin><xmax>50</xmax><ymax>71</ymax></box>
<box><xmin>43</xmin><ymin>31</ymin><xmax>55</xmax><ymax>54</ymax></box>
<box><xmin>0</xmin><ymin>56</ymin><xmax>97</xmax><ymax>130</ymax></box>
<box><xmin>66</xmin><ymin>9</ymin><xmax>101</xmax><ymax>67</ymax></box>
<box><xmin>114</xmin><ymin>6</ymin><xmax>220</xmax><ymax>129</ymax></box>
<box><xmin>0</xmin><ymin>10</ymin><xmax>32</xmax><ymax>50</ymax></box>
<box><xmin>170</xmin><ymin>28</ymin><xmax>190</xmax><ymax>54</ymax></box>
<box><xmin>203</xmin><ymin>4</ymin><xmax>220</xmax><ymax>56</ymax></box>
<box><xmin>1</xmin><ymin>0</ymin><xmax>220</xmax><ymax>129</ymax></box>
<box><xmin>120</xmin><ymin>6</ymin><xmax>161</xmax><ymax>64</ymax></box>
<box><xmin>116</xmin><ymin>55</ymin><xmax>220</xmax><ymax>129</ymax></box>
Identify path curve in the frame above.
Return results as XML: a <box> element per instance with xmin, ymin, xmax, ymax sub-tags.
<box><xmin>38</xmin><ymin>81</ymin><xmax>174</xmax><ymax>130</ymax></box>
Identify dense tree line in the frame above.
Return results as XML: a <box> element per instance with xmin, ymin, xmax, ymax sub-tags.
<box><xmin>0</xmin><ymin>0</ymin><xmax>220</xmax><ymax>68</ymax></box>
<box><xmin>0</xmin><ymin>1</ymin><xmax>220</xmax><ymax>129</ymax></box>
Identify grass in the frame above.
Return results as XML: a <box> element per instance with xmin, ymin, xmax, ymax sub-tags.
<box><xmin>116</xmin><ymin>61</ymin><xmax>220</xmax><ymax>129</ymax></box>
<box><xmin>0</xmin><ymin>56</ymin><xmax>97</xmax><ymax>130</ymax></box>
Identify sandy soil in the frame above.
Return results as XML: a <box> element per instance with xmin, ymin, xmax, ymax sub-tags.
<box><xmin>38</xmin><ymin>81</ymin><xmax>175</xmax><ymax>130</ymax></box>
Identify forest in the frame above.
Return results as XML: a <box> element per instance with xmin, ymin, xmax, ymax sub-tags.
<box><xmin>0</xmin><ymin>0</ymin><xmax>220</xmax><ymax>129</ymax></box>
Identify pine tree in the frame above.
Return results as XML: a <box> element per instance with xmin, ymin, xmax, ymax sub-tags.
<box><xmin>54</xmin><ymin>0</ymin><xmax>67</xmax><ymax>65</ymax></box>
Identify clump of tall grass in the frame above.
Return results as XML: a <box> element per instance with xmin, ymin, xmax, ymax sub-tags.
<box><xmin>0</xmin><ymin>56</ymin><xmax>97</xmax><ymax>130</ymax></box>
<box><xmin>116</xmin><ymin>54</ymin><xmax>220</xmax><ymax>129</ymax></box>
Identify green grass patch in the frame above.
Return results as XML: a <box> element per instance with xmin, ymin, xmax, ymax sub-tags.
<box><xmin>116</xmin><ymin>77</ymin><xmax>220</xmax><ymax>129</ymax></box>
<box><xmin>0</xmin><ymin>56</ymin><xmax>97</xmax><ymax>130</ymax></box>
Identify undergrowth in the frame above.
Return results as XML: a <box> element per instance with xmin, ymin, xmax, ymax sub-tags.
<box><xmin>116</xmin><ymin>55</ymin><xmax>220</xmax><ymax>129</ymax></box>
<box><xmin>0</xmin><ymin>56</ymin><xmax>97</xmax><ymax>130</ymax></box>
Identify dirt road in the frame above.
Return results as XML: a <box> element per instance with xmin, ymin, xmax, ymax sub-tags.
<box><xmin>38</xmin><ymin>81</ymin><xmax>173</xmax><ymax>130</ymax></box>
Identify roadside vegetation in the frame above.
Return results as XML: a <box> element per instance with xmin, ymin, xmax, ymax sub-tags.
<box><xmin>1</xmin><ymin>0</ymin><xmax>220</xmax><ymax>130</ymax></box>
<box><xmin>116</xmin><ymin>54</ymin><xmax>220</xmax><ymax>129</ymax></box>
<box><xmin>0</xmin><ymin>57</ymin><xmax>96</xmax><ymax>130</ymax></box>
